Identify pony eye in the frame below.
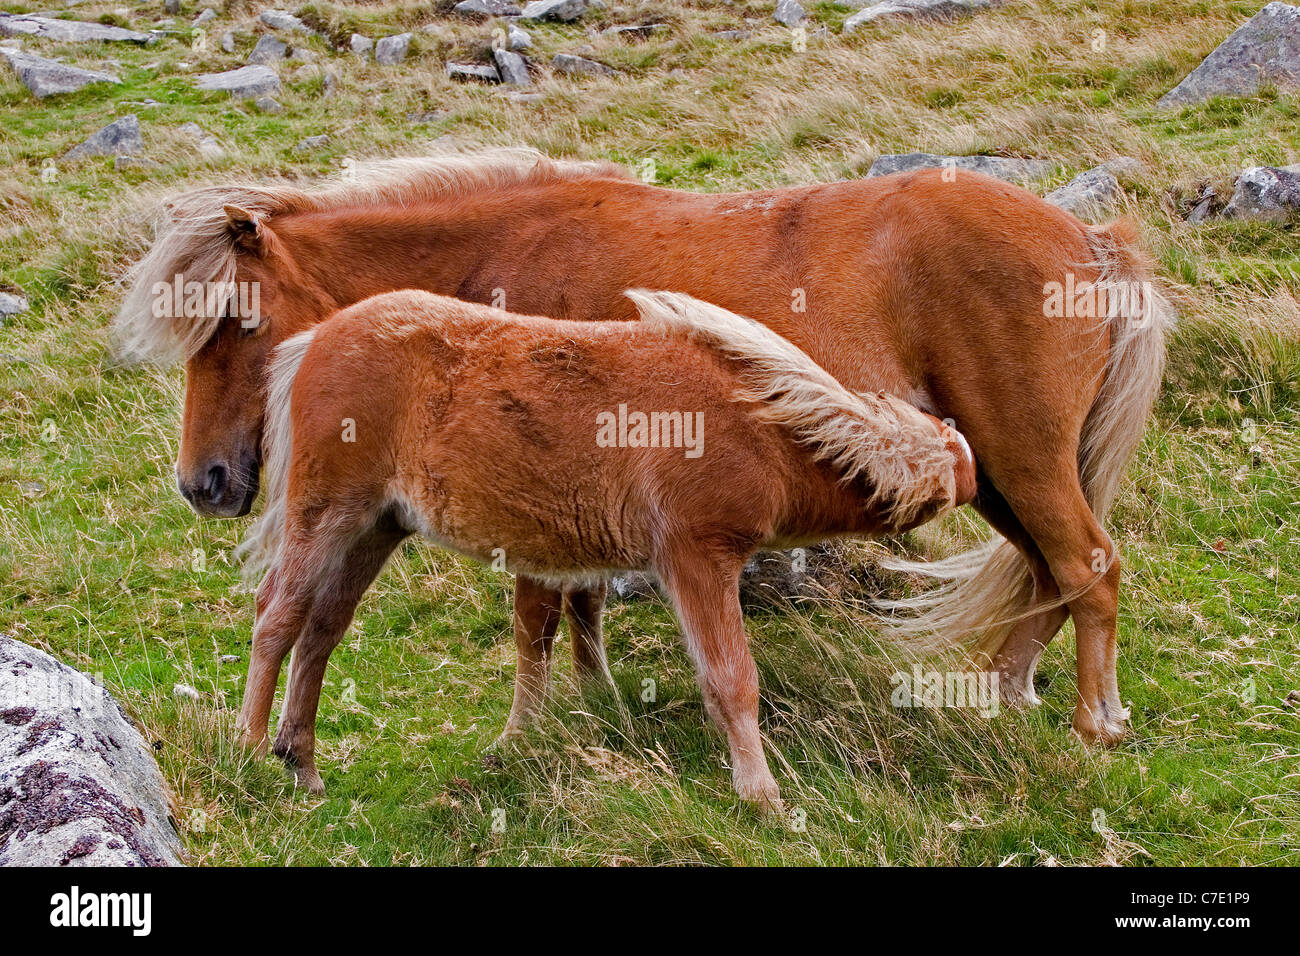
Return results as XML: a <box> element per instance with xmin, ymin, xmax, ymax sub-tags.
<box><xmin>240</xmin><ymin>319</ymin><xmax>264</xmax><ymax>338</ymax></box>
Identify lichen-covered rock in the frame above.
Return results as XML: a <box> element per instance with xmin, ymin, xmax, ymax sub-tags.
<box><xmin>493</xmin><ymin>48</ymin><xmax>529</xmax><ymax>85</ymax></box>
<box><xmin>247</xmin><ymin>35</ymin><xmax>287</xmax><ymax>65</ymax></box>
<box><xmin>552</xmin><ymin>52</ymin><xmax>615</xmax><ymax>76</ymax></box>
<box><xmin>0</xmin><ymin>635</ymin><xmax>184</xmax><ymax>866</ymax></box>
<box><xmin>63</xmin><ymin>114</ymin><xmax>143</xmax><ymax>161</ymax></box>
<box><xmin>0</xmin><ymin>13</ymin><xmax>153</xmax><ymax>44</ymax></box>
<box><xmin>448</xmin><ymin>61</ymin><xmax>500</xmax><ymax>82</ymax></box>
<box><xmin>774</xmin><ymin>0</ymin><xmax>806</xmax><ymax>27</ymax></box>
<box><xmin>844</xmin><ymin>0</ymin><xmax>1005</xmax><ymax>32</ymax></box>
<box><xmin>1159</xmin><ymin>3</ymin><xmax>1300</xmax><ymax>107</ymax></box>
<box><xmin>1221</xmin><ymin>164</ymin><xmax>1300</xmax><ymax>222</ymax></box>
<box><xmin>522</xmin><ymin>0</ymin><xmax>588</xmax><ymax>22</ymax></box>
<box><xmin>0</xmin><ymin>48</ymin><xmax>121</xmax><ymax>98</ymax></box>
<box><xmin>195</xmin><ymin>64</ymin><xmax>280</xmax><ymax>98</ymax></box>
<box><xmin>1043</xmin><ymin>167</ymin><xmax>1122</xmax><ymax>221</ymax></box>
<box><xmin>454</xmin><ymin>0</ymin><xmax>524</xmax><ymax>17</ymax></box>
<box><xmin>374</xmin><ymin>33</ymin><xmax>411</xmax><ymax>66</ymax></box>
<box><xmin>867</xmin><ymin>151</ymin><xmax>1054</xmax><ymax>184</ymax></box>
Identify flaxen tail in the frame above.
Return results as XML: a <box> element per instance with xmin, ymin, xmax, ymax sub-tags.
<box><xmin>235</xmin><ymin>328</ymin><xmax>318</xmax><ymax>582</ymax></box>
<box><xmin>626</xmin><ymin>289</ymin><xmax>960</xmax><ymax>525</ymax></box>
<box><xmin>876</xmin><ymin>219</ymin><xmax>1174</xmax><ymax>663</ymax></box>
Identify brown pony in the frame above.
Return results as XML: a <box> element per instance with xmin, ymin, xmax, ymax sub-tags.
<box><xmin>237</xmin><ymin>289</ymin><xmax>976</xmax><ymax>804</ymax></box>
<box><xmin>115</xmin><ymin>148</ymin><xmax>1171</xmax><ymax>746</ymax></box>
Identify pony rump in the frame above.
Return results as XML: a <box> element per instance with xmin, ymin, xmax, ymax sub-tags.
<box><xmin>626</xmin><ymin>290</ymin><xmax>958</xmax><ymax>525</ymax></box>
<box><xmin>235</xmin><ymin>328</ymin><xmax>318</xmax><ymax>581</ymax></box>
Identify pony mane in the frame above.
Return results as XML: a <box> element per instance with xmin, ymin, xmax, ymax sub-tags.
<box><xmin>113</xmin><ymin>147</ymin><xmax>630</xmax><ymax>365</ymax></box>
<box><xmin>625</xmin><ymin>290</ymin><xmax>958</xmax><ymax>525</ymax></box>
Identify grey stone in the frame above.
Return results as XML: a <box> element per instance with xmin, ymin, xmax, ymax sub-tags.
<box><xmin>259</xmin><ymin>8</ymin><xmax>311</xmax><ymax>34</ymax></box>
<box><xmin>522</xmin><ymin>0</ymin><xmax>588</xmax><ymax>22</ymax></box>
<box><xmin>253</xmin><ymin>95</ymin><xmax>282</xmax><ymax>113</ymax></box>
<box><xmin>507</xmin><ymin>23</ymin><xmax>532</xmax><ymax>50</ymax></box>
<box><xmin>0</xmin><ymin>13</ymin><xmax>152</xmax><ymax>43</ymax></box>
<box><xmin>246</xmin><ymin>34</ymin><xmax>287</xmax><ymax>64</ymax></box>
<box><xmin>1043</xmin><ymin>167</ymin><xmax>1122</xmax><ymax>221</ymax></box>
<box><xmin>293</xmin><ymin>134</ymin><xmax>330</xmax><ymax>154</ymax></box>
<box><xmin>453</xmin><ymin>0</ymin><xmax>523</xmax><ymax>16</ymax></box>
<box><xmin>774</xmin><ymin>0</ymin><xmax>805</xmax><ymax>27</ymax></box>
<box><xmin>290</xmin><ymin>46</ymin><xmax>317</xmax><ymax>62</ymax></box>
<box><xmin>349</xmin><ymin>33</ymin><xmax>372</xmax><ymax>56</ymax></box>
<box><xmin>192</xmin><ymin>8</ymin><xmax>216</xmax><ymax>28</ymax></box>
<box><xmin>0</xmin><ymin>292</ymin><xmax>28</xmax><ymax>316</ymax></box>
<box><xmin>447</xmin><ymin>61</ymin><xmax>500</xmax><ymax>82</ymax></box>
<box><xmin>164</xmin><ymin>0</ymin><xmax>180</xmax><ymax>13</ymax></box>
<box><xmin>374</xmin><ymin>32</ymin><xmax>411</xmax><ymax>65</ymax></box>
<box><xmin>0</xmin><ymin>48</ymin><xmax>120</xmax><ymax>97</ymax></box>
<box><xmin>1099</xmin><ymin>156</ymin><xmax>1144</xmax><ymax>180</ymax></box>
<box><xmin>1221</xmin><ymin>164</ymin><xmax>1300</xmax><ymax>222</ymax></box>
<box><xmin>220</xmin><ymin>30</ymin><xmax>235</xmax><ymax>53</ymax></box>
<box><xmin>322</xmin><ymin>67</ymin><xmax>339</xmax><ymax>98</ymax></box>
<box><xmin>1159</xmin><ymin>3</ymin><xmax>1300</xmax><ymax>107</ymax></box>
<box><xmin>1186</xmin><ymin>184</ymin><xmax>1219</xmax><ymax>223</ymax></box>
<box><xmin>195</xmin><ymin>63</ymin><xmax>280</xmax><ymax>98</ymax></box>
<box><xmin>603</xmin><ymin>22</ymin><xmax>667</xmax><ymax>39</ymax></box>
<box><xmin>493</xmin><ymin>47</ymin><xmax>529</xmax><ymax>84</ymax></box>
<box><xmin>63</xmin><ymin>113</ymin><xmax>142</xmax><ymax>160</ymax></box>
<box><xmin>0</xmin><ymin>634</ymin><xmax>184</xmax><ymax>867</ymax></box>
<box><xmin>177</xmin><ymin>121</ymin><xmax>225</xmax><ymax>160</ymax></box>
<box><xmin>552</xmin><ymin>52</ymin><xmax>614</xmax><ymax>76</ymax></box>
<box><xmin>867</xmin><ymin>151</ymin><xmax>1054</xmax><ymax>184</ymax></box>
<box><xmin>844</xmin><ymin>0</ymin><xmax>1004</xmax><ymax>32</ymax></box>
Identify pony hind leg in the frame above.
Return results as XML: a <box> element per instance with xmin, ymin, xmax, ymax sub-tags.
<box><xmin>562</xmin><ymin>582</ymin><xmax>615</xmax><ymax>692</ymax></box>
<box><xmin>499</xmin><ymin>575</ymin><xmax>563</xmax><ymax>740</ymax></box>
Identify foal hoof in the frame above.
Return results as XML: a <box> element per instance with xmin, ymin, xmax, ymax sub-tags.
<box><xmin>272</xmin><ymin>738</ymin><xmax>326</xmax><ymax>794</ymax></box>
<box><xmin>1071</xmin><ymin>703</ymin><xmax>1130</xmax><ymax>747</ymax></box>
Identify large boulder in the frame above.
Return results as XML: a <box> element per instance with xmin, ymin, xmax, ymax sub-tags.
<box><xmin>63</xmin><ymin>114</ymin><xmax>143</xmax><ymax>161</ymax></box>
<box><xmin>0</xmin><ymin>48</ymin><xmax>120</xmax><ymax>98</ymax></box>
<box><xmin>454</xmin><ymin>0</ymin><xmax>524</xmax><ymax>17</ymax></box>
<box><xmin>0</xmin><ymin>635</ymin><xmax>184</xmax><ymax>866</ymax></box>
<box><xmin>1221</xmin><ymin>164</ymin><xmax>1300</xmax><ymax>222</ymax></box>
<box><xmin>1159</xmin><ymin>3</ymin><xmax>1300</xmax><ymax>107</ymax></box>
<box><xmin>0</xmin><ymin>14</ymin><xmax>152</xmax><ymax>44</ymax></box>
<box><xmin>867</xmin><ymin>151</ymin><xmax>1054</xmax><ymax>184</ymax></box>
<box><xmin>774</xmin><ymin>0</ymin><xmax>806</xmax><ymax>27</ymax></box>
<box><xmin>1043</xmin><ymin>166</ymin><xmax>1122</xmax><ymax>221</ymax></box>
<box><xmin>844</xmin><ymin>0</ymin><xmax>1005</xmax><ymax>32</ymax></box>
<box><xmin>522</xmin><ymin>0</ymin><xmax>589</xmax><ymax>22</ymax></box>
<box><xmin>195</xmin><ymin>64</ymin><xmax>281</xmax><ymax>98</ymax></box>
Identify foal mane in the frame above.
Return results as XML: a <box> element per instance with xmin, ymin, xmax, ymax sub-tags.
<box><xmin>113</xmin><ymin>148</ymin><xmax>630</xmax><ymax>364</ymax></box>
<box><xmin>626</xmin><ymin>290</ymin><xmax>958</xmax><ymax>525</ymax></box>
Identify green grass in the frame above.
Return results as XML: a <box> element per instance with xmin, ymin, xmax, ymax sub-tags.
<box><xmin>1</xmin><ymin>0</ymin><xmax>1298</xmax><ymax>865</ymax></box>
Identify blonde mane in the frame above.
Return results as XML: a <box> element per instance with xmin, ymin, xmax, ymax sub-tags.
<box><xmin>112</xmin><ymin>147</ymin><xmax>630</xmax><ymax>364</ymax></box>
<box><xmin>625</xmin><ymin>290</ymin><xmax>958</xmax><ymax>525</ymax></box>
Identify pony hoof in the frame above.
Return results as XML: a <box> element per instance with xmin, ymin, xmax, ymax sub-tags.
<box><xmin>1072</xmin><ymin>705</ymin><xmax>1129</xmax><ymax>747</ymax></box>
<box><xmin>996</xmin><ymin>674</ymin><xmax>1042</xmax><ymax>710</ymax></box>
<box><xmin>237</xmin><ymin>730</ymin><xmax>269</xmax><ymax>757</ymax></box>
<box><xmin>735</xmin><ymin>775</ymin><xmax>782</xmax><ymax>813</ymax></box>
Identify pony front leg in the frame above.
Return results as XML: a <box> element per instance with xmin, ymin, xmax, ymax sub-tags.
<box><xmin>563</xmin><ymin>582</ymin><xmax>615</xmax><ymax>693</ymax></box>
<box><xmin>499</xmin><ymin>576</ymin><xmax>562</xmax><ymax>740</ymax></box>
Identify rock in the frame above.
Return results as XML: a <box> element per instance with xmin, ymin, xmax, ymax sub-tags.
<box><xmin>192</xmin><ymin>8</ymin><xmax>216</xmax><ymax>28</ymax></box>
<box><xmin>164</xmin><ymin>0</ymin><xmax>180</xmax><ymax>13</ymax></box>
<box><xmin>0</xmin><ymin>635</ymin><xmax>184</xmax><ymax>867</ymax></box>
<box><xmin>552</xmin><ymin>52</ymin><xmax>614</xmax><ymax>76</ymax></box>
<box><xmin>253</xmin><ymin>95</ymin><xmax>282</xmax><ymax>113</ymax></box>
<box><xmin>447</xmin><ymin>61</ymin><xmax>500</xmax><ymax>82</ymax></box>
<box><xmin>1099</xmin><ymin>156</ymin><xmax>1144</xmax><ymax>180</ymax></box>
<box><xmin>867</xmin><ymin>151</ymin><xmax>1054</xmax><ymax>184</ymax></box>
<box><xmin>290</xmin><ymin>47</ymin><xmax>317</xmax><ymax>62</ymax></box>
<box><xmin>350</xmin><ymin>33</ymin><xmax>372</xmax><ymax>56</ymax></box>
<box><xmin>63</xmin><ymin>113</ymin><xmax>142</xmax><ymax>161</ymax></box>
<box><xmin>522</xmin><ymin>0</ymin><xmax>588</xmax><ymax>22</ymax></box>
<box><xmin>603</xmin><ymin>23</ymin><xmax>667</xmax><ymax>39</ymax></box>
<box><xmin>246</xmin><ymin>34</ymin><xmax>287</xmax><ymax>64</ymax></box>
<box><xmin>0</xmin><ymin>292</ymin><xmax>28</xmax><ymax>316</ymax></box>
<box><xmin>1221</xmin><ymin>164</ymin><xmax>1300</xmax><ymax>222</ymax></box>
<box><xmin>0</xmin><ymin>48</ymin><xmax>120</xmax><ymax>98</ymax></box>
<box><xmin>259</xmin><ymin>9</ymin><xmax>312</xmax><ymax>34</ymax></box>
<box><xmin>0</xmin><ymin>13</ymin><xmax>152</xmax><ymax>43</ymax></box>
<box><xmin>774</xmin><ymin>0</ymin><xmax>805</xmax><ymax>27</ymax></box>
<box><xmin>1186</xmin><ymin>184</ymin><xmax>1219</xmax><ymax>223</ymax></box>
<box><xmin>195</xmin><ymin>63</ymin><xmax>280</xmax><ymax>98</ymax></box>
<box><xmin>453</xmin><ymin>0</ymin><xmax>524</xmax><ymax>16</ymax></box>
<box><xmin>177</xmin><ymin>121</ymin><xmax>225</xmax><ymax>160</ymax></box>
<box><xmin>493</xmin><ymin>47</ymin><xmax>529</xmax><ymax>84</ymax></box>
<box><xmin>293</xmin><ymin>134</ymin><xmax>330</xmax><ymax>154</ymax></box>
<box><xmin>1043</xmin><ymin>167</ymin><xmax>1122</xmax><ymax>221</ymax></box>
<box><xmin>507</xmin><ymin>23</ymin><xmax>531</xmax><ymax>50</ymax></box>
<box><xmin>322</xmin><ymin>67</ymin><xmax>339</xmax><ymax>98</ymax></box>
<box><xmin>220</xmin><ymin>30</ymin><xmax>235</xmax><ymax>53</ymax></box>
<box><xmin>844</xmin><ymin>0</ymin><xmax>1005</xmax><ymax>31</ymax></box>
<box><xmin>1159</xmin><ymin>3</ymin><xmax>1300</xmax><ymax>107</ymax></box>
<box><xmin>374</xmin><ymin>32</ymin><xmax>411</xmax><ymax>65</ymax></box>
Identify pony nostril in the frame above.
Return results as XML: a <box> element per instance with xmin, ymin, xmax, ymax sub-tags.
<box><xmin>205</xmin><ymin>464</ymin><xmax>228</xmax><ymax>501</ymax></box>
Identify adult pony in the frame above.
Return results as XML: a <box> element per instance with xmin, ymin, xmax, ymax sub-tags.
<box><xmin>238</xmin><ymin>289</ymin><xmax>976</xmax><ymax>803</ymax></box>
<box><xmin>115</xmin><ymin>148</ymin><xmax>1171</xmax><ymax>746</ymax></box>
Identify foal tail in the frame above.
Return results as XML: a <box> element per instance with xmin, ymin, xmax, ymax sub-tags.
<box><xmin>626</xmin><ymin>289</ymin><xmax>960</xmax><ymax>525</ymax></box>
<box><xmin>877</xmin><ymin>219</ymin><xmax>1174</xmax><ymax>662</ymax></box>
<box><xmin>236</xmin><ymin>328</ymin><xmax>319</xmax><ymax>582</ymax></box>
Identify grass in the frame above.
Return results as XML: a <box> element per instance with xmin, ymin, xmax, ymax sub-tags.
<box><xmin>1</xmin><ymin>0</ymin><xmax>1298</xmax><ymax>865</ymax></box>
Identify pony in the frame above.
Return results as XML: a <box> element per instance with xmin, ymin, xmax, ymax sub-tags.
<box><xmin>115</xmin><ymin>147</ymin><xmax>1172</xmax><ymax>746</ymax></box>
<box><xmin>237</xmin><ymin>288</ymin><xmax>977</xmax><ymax>804</ymax></box>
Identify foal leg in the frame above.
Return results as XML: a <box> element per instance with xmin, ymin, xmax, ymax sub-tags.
<box><xmin>500</xmin><ymin>575</ymin><xmax>562</xmax><ymax>740</ymax></box>
<box><xmin>272</xmin><ymin>520</ymin><xmax>406</xmax><ymax>792</ymax></box>
<box><xmin>237</xmin><ymin>565</ymin><xmax>304</xmax><ymax>754</ymax></box>
<box><xmin>658</xmin><ymin>549</ymin><xmax>779</xmax><ymax>808</ymax></box>
<box><xmin>562</xmin><ymin>582</ymin><xmax>615</xmax><ymax>692</ymax></box>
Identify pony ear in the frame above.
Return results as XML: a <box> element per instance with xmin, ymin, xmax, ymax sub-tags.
<box><xmin>223</xmin><ymin>204</ymin><xmax>267</xmax><ymax>256</ymax></box>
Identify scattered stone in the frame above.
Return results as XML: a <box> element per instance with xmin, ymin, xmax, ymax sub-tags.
<box><xmin>447</xmin><ymin>61</ymin><xmax>500</xmax><ymax>82</ymax></box>
<box><xmin>220</xmin><ymin>30</ymin><xmax>235</xmax><ymax>53</ymax></box>
<box><xmin>552</xmin><ymin>52</ymin><xmax>614</xmax><ymax>76</ymax></box>
<box><xmin>493</xmin><ymin>47</ymin><xmax>529</xmax><ymax>85</ymax></box>
<box><xmin>522</xmin><ymin>0</ymin><xmax>588</xmax><ymax>23</ymax></box>
<box><xmin>844</xmin><ymin>0</ymin><xmax>1005</xmax><ymax>31</ymax></box>
<box><xmin>177</xmin><ymin>121</ymin><xmax>225</xmax><ymax>160</ymax></box>
<box><xmin>453</xmin><ymin>0</ymin><xmax>524</xmax><ymax>16</ymax></box>
<box><xmin>195</xmin><ymin>63</ymin><xmax>280</xmax><ymax>98</ymax></box>
<box><xmin>63</xmin><ymin>113</ymin><xmax>142</xmax><ymax>160</ymax></box>
<box><xmin>866</xmin><ymin>151</ymin><xmax>1054</xmax><ymax>184</ymax></box>
<box><xmin>774</xmin><ymin>0</ymin><xmax>805</xmax><ymax>27</ymax></box>
<box><xmin>374</xmin><ymin>32</ymin><xmax>411</xmax><ymax>66</ymax></box>
<box><xmin>290</xmin><ymin>46</ymin><xmax>317</xmax><ymax>62</ymax></box>
<box><xmin>507</xmin><ymin>23</ymin><xmax>532</xmax><ymax>50</ymax></box>
<box><xmin>0</xmin><ymin>635</ymin><xmax>185</xmax><ymax>867</ymax></box>
<box><xmin>0</xmin><ymin>13</ymin><xmax>152</xmax><ymax>44</ymax></box>
<box><xmin>603</xmin><ymin>23</ymin><xmax>666</xmax><ymax>39</ymax></box>
<box><xmin>253</xmin><ymin>94</ymin><xmax>282</xmax><ymax>113</ymax></box>
<box><xmin>293</xmin><ymin>134</ymin><xmax>330</xmax><ymax>154</ymax></box>
<box><xmin>0</xmin><ymin>48</ymin><xmax>121</xmax><ymax>98</ymax></box>
<box><xmin>1043</xmin><ymin>167</ymin><xmax>1122</xmax><ymax>221</ymax></box>
<box><xmin>350</xmin><ymin>33</ymin><xmax>372</xmax><ymax>56</ymax></box>
<box><xmin>246</xmin><ymin>34</ymin><xmax>287</xmax><ymax>64</ymax></box>
<box><xmin>322</xmin><ymin>67</ymin><xmax>339</xmax><ymax>98</ymax></box>
<box><xmin>259</xmin><ymin>9</ymin><xmax>312</xmax><ymax>34</ymax></box>
<box><xmin>0</xmin><ymin>292</ymin><xmax>28</xmax><ymax>316</ymax></box>
<box><xmin>1221</xmin><ymin>164</ymin><xmax>1300</xmax><ymax>222</ymax></box>
<box><xmin>1159</xmin><ymin>3</ymin><xmax>1300</xmax><ymax>107</ymax></box>
<box><xmin>192</xmin><ymin>8</ymin><xmax>216</xmax><ymax>28</ymax></box>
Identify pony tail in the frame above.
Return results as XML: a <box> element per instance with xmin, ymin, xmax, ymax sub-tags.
<box><xmin>235</xmin><ymin>328</ymin><xmax>318</xmax><ymax>582</ymax></box>
<box><xmin>625</xmin><ymin>289</ymin><xmax>959</xmax><ymax>524</ymax></box>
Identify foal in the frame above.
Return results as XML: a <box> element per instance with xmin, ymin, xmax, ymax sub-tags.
<box><xmin>237</xmin><ymin>289</ymin><xmax>976</xmax><ymax>806</ymax></box>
